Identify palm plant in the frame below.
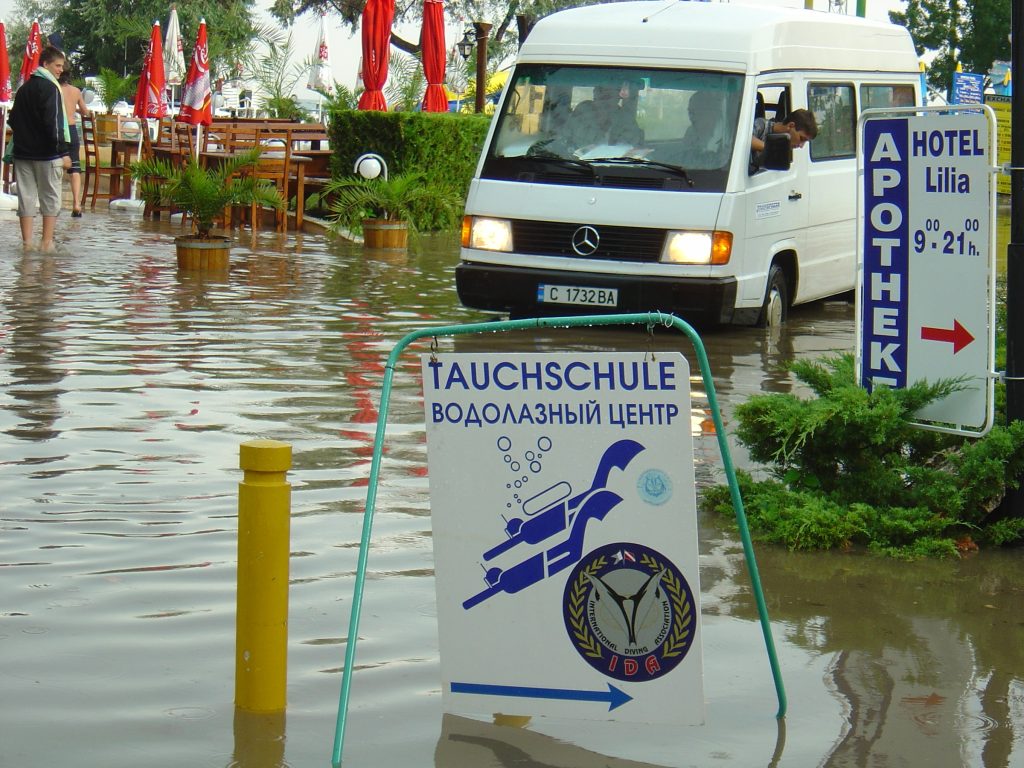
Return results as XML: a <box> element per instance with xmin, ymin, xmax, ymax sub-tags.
<box><xmin>247</xmin><ymin>31</ymin><xmax>309</xmax><ymax>119</ymax></box>
<box><xmin>385</xmin><ymin>51</ymin><xmax>426</xmax><ymax>112</ymax></box>
<box><xmin>131</xmin><ymin>148</ymin><xmax>284</xmax><ymax>239</ymax></box>
<box><xmin>95</xmin><ymin>68</ymin><xmax>136</xmax><ymax>113</ymax></box>
<box><xmin>324</xmin><ymin>170</ymin><xmax>462</xmax><ymax>232</ymax></box>
<box><xmin>318</xmin><ymin>82</ymin><xmax>360</xmax><ymax>112</ymax></box>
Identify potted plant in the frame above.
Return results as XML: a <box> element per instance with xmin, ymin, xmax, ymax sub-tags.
<box><xmin>324</xmin><ymin>170</ymin><xmax>462</xmax><ymax>250</ymax></box>
<box><xmin>131</xmin><ymin>147</ymin><xmax>284</xmax><ymax>270</ymax></box>
<box><xmin>93</xmin><ymin>68</ymin><xmax>137</xmax><ymax>143</ymax></box>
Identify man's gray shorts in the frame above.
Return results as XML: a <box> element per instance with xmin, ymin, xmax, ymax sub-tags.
<box><xmin>14</xmin><ymin>159</ymin><xmax>64</xmax><ymax>217</ymax></box>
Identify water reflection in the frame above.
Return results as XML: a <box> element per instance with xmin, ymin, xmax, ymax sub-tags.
<box><xmin>4</xmin><ymin>253</ymin><xmax>67</xmax><ymax>441</ymax></box>
<box><xmin>230</xmin><ymin>709</ymin><xmax>287</xmax><ymax>768</ymax></box>
<box><xmin>723</xmin><ymin>547</ymin><xmax>1024</xmax><ymax>767</ymax></box>
<box><xmin>2</xmin><ymin>212</ymin><xmax>1022</xmax><ymax>768</ymax></box>
<box><xmin>435</xmin><ymin>714</ymin><xmax>789</xmax><ymax>768</ymax></box>
<box><xmin>436</xmin><ymin>714</ymin><xmax>664</xmax><ymax>767</ymax></box>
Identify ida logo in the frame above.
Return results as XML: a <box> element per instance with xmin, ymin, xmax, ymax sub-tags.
<box><xmin>563</xmin><ymin>542</ymin><xmax>695</xmax><ymax>682</ymax></box>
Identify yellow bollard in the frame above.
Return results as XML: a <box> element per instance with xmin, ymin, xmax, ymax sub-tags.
<box><xmin>235</xmin><ymin>439</ymin><xmax>292</xmax><ymax>712</ymax></box>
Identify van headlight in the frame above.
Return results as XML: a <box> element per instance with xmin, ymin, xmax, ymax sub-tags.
<box><xmin>661</xmin><ymin>230</ymin><xmax>732</xmax><ymax>265</ymax></box>
<box><xmin>463</xmin><ymin>216</ymin><xmax>513</xmax><ymax>252</ymax></box>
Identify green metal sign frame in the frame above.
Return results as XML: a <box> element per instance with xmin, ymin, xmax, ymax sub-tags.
<box><xmin>330</xmin><ymin>312</ymin><xmax>786</xmax><ymax>767</ymax></box>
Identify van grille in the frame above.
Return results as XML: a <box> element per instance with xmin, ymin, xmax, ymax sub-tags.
<box><xmin>511</xmin><ymin>220</ymin><xmax>666</xmax><ymax>262</ymax></box>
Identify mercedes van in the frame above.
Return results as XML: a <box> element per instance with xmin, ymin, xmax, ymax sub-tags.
<box><xmin>455</xmin><ymin>2</ymin><xmax>921</xmax><ymax>325</ymax></box>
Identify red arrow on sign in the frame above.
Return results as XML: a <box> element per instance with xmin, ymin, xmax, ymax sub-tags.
<box><xmin>920</xmin><ymin>319</ymin><xmax>975</xmax><ymax>354</ymax></box>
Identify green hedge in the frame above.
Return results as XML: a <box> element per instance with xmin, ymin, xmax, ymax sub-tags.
<box><xmin>326</xmin><ymin>109</ymin><xmax>492</xmax><ymax>231</ymax></box>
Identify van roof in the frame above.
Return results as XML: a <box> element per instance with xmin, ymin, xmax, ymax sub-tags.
<box><xmin>520</xmin><ymin>1</ymin><xmax>919</xmax><ymax>74</ymax></box>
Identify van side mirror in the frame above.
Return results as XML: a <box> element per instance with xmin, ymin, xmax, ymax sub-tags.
<box><xmin>762</xmin><ymin>132</ymin><xmax>792</xmax><ymax>171</ymax></box>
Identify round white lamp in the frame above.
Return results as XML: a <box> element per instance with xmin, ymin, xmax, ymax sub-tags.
<box><xmin>353</xmin><ymin>153</ymin><xmax>388</xmax><ymax>181</ymax></box>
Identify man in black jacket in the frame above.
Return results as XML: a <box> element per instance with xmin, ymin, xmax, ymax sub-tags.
<box><xmin>10</xmin><ymin>45</ymin><xmax>71</xmax><ymax>251</ymax></box>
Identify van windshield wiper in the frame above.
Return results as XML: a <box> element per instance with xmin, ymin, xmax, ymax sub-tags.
<box><xmin>587</xmin><ymin>157</ymin><xmax>694</xmax><ymax>186</ymax></box>
<box><xmin>524</xmin><ymin>147</ymin><xmax>596</xmax><ymax>175</ymax></box>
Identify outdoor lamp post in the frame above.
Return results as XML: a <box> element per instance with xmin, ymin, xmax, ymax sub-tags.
<box><xmin>354</xmin><ymin>153</ymin><xmax>388</xmax><ymax>181</ymax></box>
<box><xmin>472</xmin><ymin>22</ymin><xmax>492</xmax><ymax>114</ymax></box>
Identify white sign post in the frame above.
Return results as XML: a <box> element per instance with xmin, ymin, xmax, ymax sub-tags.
<box><xmin>423</xmin><ymin>351</ymin><xmax>704</xmax><ymax>726</ymax></box>
<box><xmin>858</xmin><ymin>106</ymin><xmax>997</xmax><ymax>434</ymax></box>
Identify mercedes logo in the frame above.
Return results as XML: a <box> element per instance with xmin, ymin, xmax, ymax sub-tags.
<box><xmin>571</xmin><ymin>225</ymin><xmax>600</xmax><ymax>256</ymax></box>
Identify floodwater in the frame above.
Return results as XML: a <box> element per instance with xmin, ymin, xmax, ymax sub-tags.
<box><xmin>1</xmin><ymin>209</ymin><xmax>1022</xmax><ymax>768</ymax></box>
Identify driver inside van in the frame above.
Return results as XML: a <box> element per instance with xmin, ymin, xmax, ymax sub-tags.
<box><xmin>683</xmin><ymin>90</ymin><xmax>728</xmax><ymax>162</ymax></box>
<box><xmin>569</xmin><ymin>82</ymin><xmax>643</xmax><ymax>149</ymax></box>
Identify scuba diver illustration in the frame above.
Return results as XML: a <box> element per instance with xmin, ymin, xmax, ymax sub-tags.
<box><xmin>462</xmin><ymin>438</ymin><xmax>645</xmax><ymax>610</ymax></box>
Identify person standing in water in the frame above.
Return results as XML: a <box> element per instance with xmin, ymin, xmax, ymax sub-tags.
<box><xmin>59</xmin><ymin>68</ymin><xmax>89</xmax><ymax>217</ymax></box>
<box><xmin>9</xmin><ymin>45</ymin><xmax>71</xmax><ymax>250</ymax></box>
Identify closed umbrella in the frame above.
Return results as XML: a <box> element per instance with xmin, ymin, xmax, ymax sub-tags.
<box><xmin>0</xmin><ymin>20</ymin><xmax>15</xmax><ymax>210</ymax></box>
<box><xmin>357</xmin><ymin>0</ymin><xmax>393</xmax><ymax>111</ymax></box>
<box><xmin>307</xmin><ymin>12</ymin><xmax>332</xmax><ymax>93</ymax></box>
<box><xmin>164</xmin><ymin>4</ymin><xmax>187</xmax><ymax>111</ymax></box>
<box><xmin>419</xmin><ymin>0</ymin><xmax>446</xmax><ymax>112</ymax></box>
<box><xmin>16</xmin><ymin>18</ymin><xmax>40</xmax><ymax>90</ymax></box>
<box><xmin>164</xmin><ymin>5</ymin><xmax>187</xmax><ymax>87</ymax></box>
<box><xmin>177</xmin><ymin>19</ymin><xmax>211</xmax><ymax>126</ymax></box>
<box><xmin>177</xmin><ymin>18</ymin><xmax>212</xmax><ymax>151</ymax></box>
<box><xmin>134</xmin><ymin>21</ymin><xmax>168</xmax><ymax>119</ymax></box>
<box><xmin>117</xmin><ymin>21</ymin><xmax>167</xmax><ymax>209</ymax></box>
<box><xmin>0</xmin><ymin>21</ymin><xmax>11</xmax><ymax>103</ymax></box>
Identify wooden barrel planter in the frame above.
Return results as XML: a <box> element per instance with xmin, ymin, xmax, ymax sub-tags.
<box><xmin>94</xmin><ymin>114</ymin><xmax>120</xmax><ymax>146</ymax></box>
<box><xmin>361</xmin><ymin>218</ymin><xmax>409</xmax><ymax>250</ymax></box>
<box><xmin>175</xmin><ymin>235</ymin><xmax>231</xmax><ymax>271</ymax></box>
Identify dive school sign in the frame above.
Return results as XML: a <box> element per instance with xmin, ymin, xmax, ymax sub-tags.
<box><xmin>422</xmin><ymin>352</ymin><xmax>704</xmax><ymax>725</ymax></box>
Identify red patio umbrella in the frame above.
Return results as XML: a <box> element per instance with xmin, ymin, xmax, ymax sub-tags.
<box><xmin>0</xmin><ymin>21</ymin><xmax>12</xmax><ymax>102</ymax></box>
<box><xmin>177</xmin><ymin>19</ymin><xmax>212</xmax><ymax>127</ymax></box>
<box><xmin>357</xmin><ymin>0</ymin><xmax>393</xmax><ymax>111</ymax></box>
<box><xmin>0</xmin><ymin>20</ymin><xmax>10</xmax><ymax>201</ymax></box>
<box><xmin>133</xmin><ymin>21</ymin><xmax>168</xmax><ymax>118</ymax></box>
<box><xmin>419</xmin><ymin>0</ymin><xmax>446</xmax><ymax>112</ymax></box>
<box><xmin>16</xmin><ymin>18</ymin><xmax>40</xmax><ymax>90</ymax></box>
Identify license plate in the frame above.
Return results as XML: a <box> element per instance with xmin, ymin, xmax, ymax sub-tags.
<box><xmin>537</xmin><ymin>284</ymin><xmax>618</xmax><ymax>307</ymax></box>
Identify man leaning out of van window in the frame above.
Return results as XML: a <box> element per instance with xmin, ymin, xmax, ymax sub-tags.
<box><xmin>749</xmin><ymin>108</ymin><xmax>818</xmax><ymax>174</ymax></box>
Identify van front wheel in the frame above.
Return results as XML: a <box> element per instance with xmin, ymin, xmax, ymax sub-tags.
<box><xmin>757</xmin><ymin>264</ymin><xmax>789</xmax><ymax>328</ymax></box>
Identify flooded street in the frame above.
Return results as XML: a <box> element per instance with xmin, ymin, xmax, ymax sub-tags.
<box><xmin>1</xmin><ymin>209</ymin><xmax>1022</xmax><ymax>767</ymax></box>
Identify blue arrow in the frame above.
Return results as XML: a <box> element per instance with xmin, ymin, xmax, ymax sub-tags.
<box><xmin>450</xmin><ymin>681</ymin><xmax>632</xmax><ymax>711</ymax></box>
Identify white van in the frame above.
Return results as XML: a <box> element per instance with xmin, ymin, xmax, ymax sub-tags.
<box><xmin>456</xmin><ymin>1</ymin><xmax>920</xmax><ymax>325</ymax></box>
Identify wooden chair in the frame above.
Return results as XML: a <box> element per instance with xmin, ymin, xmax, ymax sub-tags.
<box><xmin>227</xmin><ymin>126</ymin><xmax>260</xmax><ymax>152</ymax></box>
<box><xmin>137</xmin><ymin>122</ymin><xmax>168</xmax><ymax>220</ymax></box>
<box><xmin>81</xmin><ymin>115</ymin><xmax>123</xmax><ymax>209</ymax></box>
<box><xmin>173</xmin><ymin>122</ymin><xmax>196</xmax><ymax>161</ymax></box>
<box><xmin>246</xmin><ymin>131</ymin><xmax>291</xmax><ymax>232</ymax></box>
<box><xmin>135</xmin><ymin>119</ymin><xmax>191</xmax><ymax>221</ymax></box>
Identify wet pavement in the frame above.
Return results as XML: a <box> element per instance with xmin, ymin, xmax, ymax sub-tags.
<box><xmin>1</xmin><ymin>207</ymin><xmax>1022</xmax><ymax>767</ymax></box>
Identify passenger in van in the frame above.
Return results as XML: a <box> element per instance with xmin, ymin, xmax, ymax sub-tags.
<box><xmin>570</xmin><ymin>82</ymin><xmax>643</xmax><ymax>149</ymax></box>
<box><xmin>683</xmin><ymin>91</ymin><xmax>727</xmax><ymax>160</ymax></box>
<box><xmin>749</xmin><ymin>108</ymin><xmax>818</xmax><ymax>174</ymax></box>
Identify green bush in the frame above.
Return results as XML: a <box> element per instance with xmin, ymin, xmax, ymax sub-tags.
<box><xmin>703</xmin><ymin>354</ymin><xmax>1024</xmax><ymax>558</ymax></box>
<box><xmin>325</xmin><ymin>109</ymin><xmax>491</xmax><ymax>231</ymax></box>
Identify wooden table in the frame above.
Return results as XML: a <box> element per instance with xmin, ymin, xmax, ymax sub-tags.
<box><xmin>292</xmin><ymin>149</ymin><xmax>333</xmax><ymax>218</ymax></box>
<box><xmin>294</xmin><ymin>149</ymin><xmax>331</xmax><ymax>177</ymax></box>
<box><xmin>109</xmin><ymin>136</ymin><xmax>144</xmax><ymax>199</ymax></box>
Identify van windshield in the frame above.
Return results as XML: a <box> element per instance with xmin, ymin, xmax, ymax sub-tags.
<box><xmin>484</xmin><ymin>65</ymin><xmax>743</xmax><ymax>191</ymax></box>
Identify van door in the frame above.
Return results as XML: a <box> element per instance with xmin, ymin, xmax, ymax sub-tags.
<box><xmin>742</xmin><ymin>83</ymin><xmax>808</xmax><ymax>307</ymax></box>
<box><xmin>804</xmin><ymin>81</ymin><xmax>859</xmax><ymax>301</ymax></box>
